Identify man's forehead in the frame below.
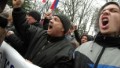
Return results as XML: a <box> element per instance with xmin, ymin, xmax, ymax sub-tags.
<box><xmin>103</xmin><ymin>4</ymin><xmax>120</xmax><ymax>10</ymax></box>
<box><xmin>52</xmin><ymin>16</ymin><xmax>60</xmax><ymax>20</ymax></box>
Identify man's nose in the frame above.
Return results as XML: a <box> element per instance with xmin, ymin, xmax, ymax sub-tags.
<box><xmin>102</xmin><ymin>10</ymin><xmax>110</xmax><ymax>15</ymax></box>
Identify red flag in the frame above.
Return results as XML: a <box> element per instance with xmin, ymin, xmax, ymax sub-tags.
<box><xmin>50</xmin><ymin>0</ymin><xmax>59</xmax><ymax>10</ymax></box>
<box><xmin>42</xmin><ymin>0</ymin><xmax>46</xmax><ymax>3</ymax></box>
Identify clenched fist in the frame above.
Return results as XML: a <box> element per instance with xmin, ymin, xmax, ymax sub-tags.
<box><xmin>44</xmin><ymin>12</ymin><xmax>52</xmax><ymax>19</ymax></box>
<box><xmin>12</xmin><ymin>0</ymin><xmax>24</xmax><ymax>8</ymax></box>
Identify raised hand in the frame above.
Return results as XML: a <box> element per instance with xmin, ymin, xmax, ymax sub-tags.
<box><xmin>44</xmin><ymin>12</ymin><xmax>52</xmax><ymax>19</ymax></box>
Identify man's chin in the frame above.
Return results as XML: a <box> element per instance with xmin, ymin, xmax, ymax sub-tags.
<box><xmin>100</xmin><ymin>31</ymin><xmax>118</xmax><ymax>37</ymax></box>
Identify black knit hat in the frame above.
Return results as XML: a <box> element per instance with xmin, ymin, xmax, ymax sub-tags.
<box><xmin>0</xmin><ymin>16</ymin><xmax>8</xmax><ymax>28</ymax></box>
<box><xmin>27</xmin><ymin>10</ymin><xmax>41</xmax><ymax>22</ymax></box>
<box><xmin>54</xmin><ymin>14</ymin><xmax>71</xmax><ymax>34</ymax></box>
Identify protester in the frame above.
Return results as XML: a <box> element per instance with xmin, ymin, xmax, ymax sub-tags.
<box><xmin>74</xmin><ymin>2</ymin><xmax>120</xmax><ymax>68</ymax></box>
<box><xmin>12</xmin><ymin>0</ymin><xmax>75</xmax><ymax>68</ymax></box>
<box><xmin>0</xmin><ymin>4</ymin><xmax>9</xmax><ymax>67</ymax></box>
<box><xmin>26</xmin><ymin>10</ymin><xmax>42</xmax><ymax>27</ymax></box>
<box><xmin>69</xmin><ymin>24</ymin><xmax>94</xmax><ymax>45</ymax></box>
<box><xmin>5</xmin><ymin>8</ymin><xmax>42</xmax><ymax>56</ymax></box>
<box><xmin>80</xmin><ymin>34</ymin><xmax>94</xmax><ymax>45</ymax></box>
<box><xmin>0</xmin><ymin>4</ymin><xmax>9</xmax><ymax>45</ymax></box>
<box><xmin>65</xmin><ymin>24</ymin><xmax>80</xmax><ymax>48</ymax></box>
<box><xmin>0</xmin><ymin>14</ymin><xmax>7</xmax><ymax>68</ymax></box>
<box><xmin>0</xmin><ymin>16</ymin><xmax>7</xmax><ymax>45</ymax></box>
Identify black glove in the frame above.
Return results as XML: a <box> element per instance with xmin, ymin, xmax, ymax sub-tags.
<box><xmin>0</xmin><ymin>16</ymin><xmax>8</xmax><ymax>28</ymax></box>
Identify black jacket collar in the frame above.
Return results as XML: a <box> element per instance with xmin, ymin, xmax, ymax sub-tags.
<box><xmin>47</xmin><ymin>35</ymin><xmax>65</xmax><ymax>43</ymax></box>
<box><xmin>95</xmin><ymin>32</ymin><xmax>120</xmax><ymax>48</ymax></box>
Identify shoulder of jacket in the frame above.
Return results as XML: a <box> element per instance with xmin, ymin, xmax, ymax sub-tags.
<box><xmin>75</xmin><ymin>41</ymin><xmax>94</xmax><ymax>52</ymax></box>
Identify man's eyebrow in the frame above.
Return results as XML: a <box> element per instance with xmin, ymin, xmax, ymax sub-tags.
<box><xmin>101</xmin><ymin>7</ymin><xmax>120</xmax><ymax>11</ymax></box>
<box><xmin>54</xmin><ymin>17</ymin><xmax>60</xmax><ymax>21</ymax></box>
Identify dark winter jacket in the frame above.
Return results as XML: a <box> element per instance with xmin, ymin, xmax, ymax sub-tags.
<box><xmin>12</xmin><ymin>8</ymin><xmax>75</xmax><ymax>68</ymax></box>
<box><xmin>5</xmin><ymin>21</ymin><xmax>41</xmax><ymax>56</ymax></box>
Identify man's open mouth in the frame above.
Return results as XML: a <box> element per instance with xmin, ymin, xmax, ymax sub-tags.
<box><xmin>102</xmin><ymin>17</ymin><xmax>109</xmax><ymax>26</ymax></box>
<box><xmin>48</xmin><ymin>22</ymin><xmax>53</xmax><ymax>29</ymax></box>
<box><xmin>49</xmin><ymin>25</ymin><xmax>53</xmax><ymax>29</ymax></box>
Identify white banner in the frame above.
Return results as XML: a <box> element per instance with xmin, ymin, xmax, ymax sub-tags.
<box><xmin>0</xmin><ymin>41</ymin><xmax>41</xmax><ymax>68</ymax></box>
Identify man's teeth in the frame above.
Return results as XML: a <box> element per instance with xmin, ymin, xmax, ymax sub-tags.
<box><xmin>103</xmin><ymin>19</ymin><xmax>108</xmax><ymax>22</ymax></box>
<box><xmin>102</xmin><ymin>18</ymin><xmax>109</xmax><ymax>26</ymax></box>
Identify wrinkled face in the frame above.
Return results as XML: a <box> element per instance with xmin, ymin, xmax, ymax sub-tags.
<box><xmin>47</xmin><ymin>16</ymin><xmax>64</xmax><ymax>37</ymax></box>
<box><xmin>99</xmin><ymin>4</ymin><xmax>120</xmax><ymax>36</ymax></box>
<box><xmin>81</xmin><ymin>36</ymin><xmax>88</xmax><ymax>44</ymax></box>
<box><xmin>26</xmin><ymin>15</ymin><xmax>37</xmax><ymax>24</ymax></box>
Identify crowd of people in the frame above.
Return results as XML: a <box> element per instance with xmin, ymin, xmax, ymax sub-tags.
<box><xmin>0</xmin><ymin>0</ymin><xmax>120</xmax><ymax>68</ymax></box>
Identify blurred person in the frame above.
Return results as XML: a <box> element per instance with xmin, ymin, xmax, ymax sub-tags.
<box><xmin>0</xmin><ymin>4</ymin><xmax>10</xmax><ymax>45</ymax></box>
<box><xmin>12</xmin><ymin>0</ymin><xmax>75</xmax><ymax>68</ymax></box>
<box><xmin>0</xmin><ymin>12</ymin><xmax>8</xmax><ymax>68</ymax></box>
<box><xmin>80</xmin><ymin>34</ymin><xmax>94</xmax><ymax>45</ymax></box>
<box><xmin>65</xmin><ymin>24</ymin><xmax>80</xmax><ymax>48</ymax></box>
<box><xmin>26</xmin><ymin>10</ymin><xmax>42</xmax><ymax>27</ymax></box>
<box><xmin>74</xmin><ymin>2</ymin><xmax>120</xmax><ymax>68</ymax></box>
<box><xmin>5</xmin><ymin>8</ymin><xmax>42</xmax><ymax>57</ymax></box>
<box><xmin>0</xmin><ymin>16</ymin><xmax>7</xmax><ymax>45</ymax></box>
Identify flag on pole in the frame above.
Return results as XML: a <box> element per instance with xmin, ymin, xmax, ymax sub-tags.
<box><xmin>50</xmin><ymin>0</ymin><xmax>59</xmax><ymax>10</ymax></box>
<box><xmin>42</xmin><ymin>0</ymin><xmax>46</xmax><ymax>3</ymax></box>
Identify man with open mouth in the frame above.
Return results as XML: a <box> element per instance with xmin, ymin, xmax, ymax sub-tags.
<box><xmin>12</xmin><ymin>0</ymin><xmax>75</xmax><ymax>68</ymax></box>
<box><xmin>74</xmin><ymin>2</ymin><xmax>120</xmax><ymax>68</ymax></box>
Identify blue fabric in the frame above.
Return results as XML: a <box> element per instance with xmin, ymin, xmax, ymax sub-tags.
<box><xmin>89</xmin><ymin>64</ymin><xmax>120</xmax><ymax>68</ymax></box>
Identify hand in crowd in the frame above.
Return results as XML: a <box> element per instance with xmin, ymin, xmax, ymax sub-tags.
<box><xmin>70</xmin><ymin>25</ymin><xmax>77</xmax><ymax>33</ymax></box>
<box><xmin>44</xmin><ymin>11</ymin><xmax>52</xmax><ymax>19</ymax></box>
<box><xmin>6</xmin><ymin>31</ymin><xmax>14</xmax><ymax>36</ymax></box>
<box><xmin>72</xmin><ymin>25</ymin><xmax>77</xmax><ymax>31</ymax></box>
<box><xmin>12</xmin><ymin>0</ymin><xmax>24</xmax><ymax>8</ymax></box>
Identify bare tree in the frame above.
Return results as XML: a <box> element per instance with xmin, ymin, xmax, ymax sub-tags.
<box><xmin>77</xmin><ymin>0</ymin><xmax>95</xmax><ymax>35</ymax></box>
<box><xmin>31</xmin><ymin>0</ymin><xmax>52</xmax><ymax>13</ymax></box>
<box><xmin>59</xmin><ymin>0</ymin><xmax>100</xmax><ymax>36</ymax></box>
<box><xmin>59</xmin><ymin>0</ymin><xmax>82</xmax><ymax>23</ymax></box>
<box><xmin>88</xmin><ymin>8</ymin><xmax>99</xmax><ymax>35</ymax></box>
<box><xmin>105</xmin><ymin>0</ymin><xmax>120</xmax><ymax>3</ymax></box>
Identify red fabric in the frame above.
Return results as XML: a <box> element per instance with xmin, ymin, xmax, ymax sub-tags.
<box><xmin>42</xmin><ymin>0</ymin><xmax>46</xmax><ymax>3</ymax></box>
<box><xmin>50</xmin><ymin>0</ymin><xmax>59</xmax><ymax>10</ymax></box>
